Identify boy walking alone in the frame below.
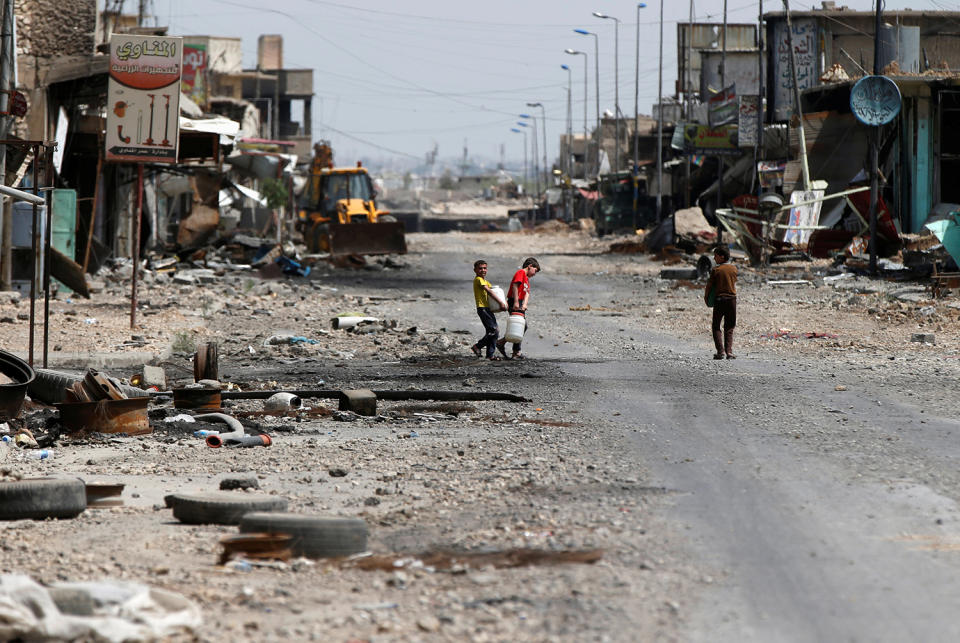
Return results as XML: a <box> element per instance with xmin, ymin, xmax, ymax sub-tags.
<box><xmin>705</xmin><ymin>245</ymin><xmax>737</xmax><ymax>359</ymax></box>
<box><xmin>471</xmin><ymin>260</ymin><xmax>508</xmax><ymax>361</ymax></box>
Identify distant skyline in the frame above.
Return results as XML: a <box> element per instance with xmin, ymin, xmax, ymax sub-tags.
<box><xmin>154</xmin><ymin>0</ymin><xmax>933</xmax><ymax>167</ymax></box>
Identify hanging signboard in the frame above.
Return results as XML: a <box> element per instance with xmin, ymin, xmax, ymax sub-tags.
<box><xmin>708</xmin><ymin>83</ymin><xmax>737</xmax><ymax>127</ymax></box>
<box><xmin>783</xmin><ymin>188</ymin><xmax>825</xmax><ymax>246</ymax></box>
<box><xmin>772</xmin><ymin>18</ymin><xmax>818</xmax><ymax>121</ymax></box>
<box><xmin>181</xmin><ymin>43</ymin><xmax>208</xmax><ymax>107</ymax></box>
<box><xmin>850</xmin><ymin>75</ymin><xmax>902</xmax><ymax>126</ymax></box>
<box><xmin>681</xmin><ymin>124</ymin><xmax>740</xmax><ymax>156</ymax></box>
<box><xmin>738</xmin><ymin>95</ymin><xmax>760</xmax><ymax>148</ymax></box>
<box><xmin>105</xmin><ymin>34</ymin><xmax>183</xmax><ymax>163</ymax></box>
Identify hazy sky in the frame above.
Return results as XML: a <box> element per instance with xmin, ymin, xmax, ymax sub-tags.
<box><xmin>155</xmin><ymin>0</ymin><xmax>932</xmax><ymax>167</ymax></box>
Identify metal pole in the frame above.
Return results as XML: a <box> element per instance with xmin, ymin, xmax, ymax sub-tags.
<box><xmin>593</xmin><ymin>33</ymin><xmax>599</xmax><ymax>177</ymax></box>
<box><xmin>42</xmin><ymin>145</ymin><xmax>52</xmax><ymax>368</ymax></box>
<box><xmin>633</xmin><ymin>6</ymin><xmax>640</xmax><ymax>230</ymax></box>
<box><xmin>783</xmin><ymin>0</ymin><xmax>811</xmax><ymax>190</ymax></box>
<box><xmin>0</xmin><ymin>0</ymin><xmax>14</xmax><ymax>290</ymax></box>
<box><xmin>757</xmin><ymin>0</ymin><xmax>765</xmax><ymax>166</ymax></box>
<box><xmin>130</xmin><ymin>164</ymin><xmax>143</xmax><ymax>330</ymax></box>
<box><xmin>539</xmin><ymin>104</ymin><xmax>548</xmax><ymax>185</ymax></box>
<box><xmin>27</xmin><ymin>145</ymin><xmax>37</xmax><ymax>366</ymax></box>
<box><xmin>716</xmin><ymin>0</ymin><xmax>728</xmax><ymax>244</ymax></box>
<box><xmin>868</xmin><ymin>0</ymin><xmax>882</xmax><ymax>276</ymax></box>
<box><xmin>684</xmin><ymin>0</ymin><xmax>694</xmax><ymax>210</ymax></box>
<box><xmin>567</xmin><ymin>68</ymin><xmax>573</xmax><ymax>219</ymax></box>
<box><xmin>581</xmin><ymin>59</ymin><xmax>587</xmax><ymax>176</ymax></box>
<box><xmin>634</xmin><ymin>4</ymin><xmax>641</xmax><ymax>215</ymax></box>
<box><xmin>656</xmin><ymin>0</ymin><xmax>664</xmax><ymax>223</ymax></box>
<box><xmin>614</xmin><ymin>19</ymin><xmax>620</xmax><ymax>176</ymax></box>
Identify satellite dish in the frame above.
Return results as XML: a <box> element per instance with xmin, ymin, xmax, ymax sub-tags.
<box><xmin>850</xmin><ymin>75</ymin><xmax>902</xmax><ymax>126</ymax></box>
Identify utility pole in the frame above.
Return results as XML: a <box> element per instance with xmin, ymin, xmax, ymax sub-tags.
<box><xmin>783</xmin><ymin>0</ymin><xmax>811</xmax><ymax>190</ymax></box>
<box><xmin>868</xmin><ymin>0</ymin><xmax>882</xmax><ymax>276</ymax></box>
<box><xmin>716</xmin><ymin>0</ymin><xmax>728</xmax><ymax>244</ymax></box>
<box><xmin>656</xmin><ymin>0</ymin><xmax>664</xmax><ymax>223</ymax></box>
<box><xmin>0</xmin><ymin>0</ymin><xmax>14</xmax><ymax>289</ymax></box>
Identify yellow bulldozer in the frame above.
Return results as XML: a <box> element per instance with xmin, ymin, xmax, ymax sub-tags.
<box><xmin>298</xmin><ymin>142</ymin><xmax>406</xmax><ymax>256</ymax></box>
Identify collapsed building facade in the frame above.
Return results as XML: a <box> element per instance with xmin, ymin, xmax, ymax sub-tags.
<box><xmin>580</xmin><ymin>2</ymin><xmax>960</xmax><ymax>263</ymax></box>
<box><xmin>0</xmin><ymin>0</ymin><xmax>313</xmax><ymax>294</ymax></box>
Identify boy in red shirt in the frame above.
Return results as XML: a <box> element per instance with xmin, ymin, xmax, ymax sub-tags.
<box><xmin>497</xmin><ymin>257</ymin><xmax>540</xmax><ymax>359</ymax></box>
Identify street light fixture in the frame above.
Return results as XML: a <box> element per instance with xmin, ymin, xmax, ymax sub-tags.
<box><xmin>593</xmin><ymin>11</ymin><xmax>621</xmax><ymax>176</ymax></box>
<box><xmin>511</xmin><ymin>127</ymin><xmax>528</xmax><ymax>197</ymax></box>
<box><xmin>574</xmin><ymin>29</ymin><xmax>600</xmax><ymax>177</ymax></box>
<box><xmin>526</xmin><ymin>102</ymin><xmax>547</xmax><ymax>195</ymax></box>
<box><xmin>519</xmin><ymin>113</ymin><xmax>540</xmax><ymax>202</ymax></box>
<box><xmin>565</xmin><ymin>49</ymin><xmax>588</xmax><ymax>180</ymax></box>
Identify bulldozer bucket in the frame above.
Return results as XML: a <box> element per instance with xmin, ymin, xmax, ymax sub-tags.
<box><xmin>324</xmin><ymin>222</ymin><xmax>407</xmax><ymax>256</ymax></box>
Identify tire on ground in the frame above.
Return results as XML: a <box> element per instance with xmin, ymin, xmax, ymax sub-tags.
<box><xmin>0</xmin><ymin>478</ymin><xmax>87</xmax><ymax>520</ymax></box>
<box><xmin>169</xmin><ymin>493</ymin><xmax>288</xmax><ymax>525</ymax></box>
<box><xmin>239</xmin><ymin>513</ymin><xmax>368</xmax><ymax>558</ymax></box>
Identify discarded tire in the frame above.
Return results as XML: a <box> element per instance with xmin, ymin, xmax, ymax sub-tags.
<box><xmin>0</xmin><ymin>478</ymin><xmax>86</xmax><ymax>520</ymax></box>
<box><xmin>169</xmin><ymin>493</ymin><xmax>287</xmax><ymax>525</ymax></box>
<box><xmin>239</xmin><ymin>513</ymin><xmax>368</xmax><ymax>558</ymax></box>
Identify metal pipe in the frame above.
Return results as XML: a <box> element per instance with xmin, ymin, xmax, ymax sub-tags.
<box><xmin>43</xmin><ymin>144</ymin><xmax>53</xmax><ymax>368</ymax></box>
<box><xmin>27</xmin><ymin>145</ymin><xmax>37</xmax><ymax>366</ymax></box>
<box><xmin>0</xmin><ymin>184</ymin><xmax>43</xmax><ymax>205</ymax></box>
<box><xmin>783</xmin><ymin>0</ymin><xmax>811</xmax><ymax>190</ymax></box>
<box><xmin>130</xmin><ymin>164</ymin><xmax>143</xmax><ymax>330</ymax></box>
<box><xmin>656</xmin><ymin>0</ymin><xmax>664</xmax><ymax>223</ymax></box>
<box><xmin>867</xmin><ymin>0</ymin><xmax>882</xmax><ymax>276</ymax></box>
<box><xmin>716</xmin><ymin>0</ymin><xmax>728</xmax><ymax>244</ymax></box>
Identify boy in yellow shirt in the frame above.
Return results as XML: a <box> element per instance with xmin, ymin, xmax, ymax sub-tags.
<box><xmin>471</xmin><ymin>260</ymin><xmax>508</xmax><ymax>360</ymax></box>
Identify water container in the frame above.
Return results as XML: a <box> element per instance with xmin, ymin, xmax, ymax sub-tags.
<box><xmin>488</xmin><ymin>286</ymin><xmax>506</xmax><ymax>313</ymax></box>
<box><xmin>504</xmin><ymin>313</ymin><xmax>525</xmax><ymax>343</ymax></box>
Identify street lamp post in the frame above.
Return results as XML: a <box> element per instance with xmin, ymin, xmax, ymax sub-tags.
<box><xmin>562</xmin><ymin>64</ymin><xmax>573</xmax><ymax>220</ymax></box>
<box><xmin>594</xmin><ymin>11</ymin><xmax>621</xmax><ymax>176</ymax></box>
<box><xmin>511</xmin><ymin>127</ymin><xmax>528</xmax><ymax>198</ymax></box>
<box><xmin>518</xmin><ymin>115</ymin><xmax>539</xmax><ymax>204</ymax></box>
<box><xmin>633</xmin><ymin>3</ymin><xmax>647</xmax><ymax>230</ymax></box>
<box><xmin>527</xmin><ymin>102</ymin><xmax>547</xmax><ymax>208</ymax></box>
<box><xmin>565</xmin><ymin>49</ymin><xmax>588</xmax><ymax>179</ymax></box>
<box><xmin>656</xmin><ymin>0</ymin><xmax>664</xmax><ymax>223</ymax></box>
<box><xmin>574</xmin><ymin>28</ymin><xmax>599</xmax><ymax>177</ymax></box>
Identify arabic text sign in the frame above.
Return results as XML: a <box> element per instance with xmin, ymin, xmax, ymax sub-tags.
<box><xmin>682</xmin><ymin>124</ymin><xmax>740</xmax><ymax>156</ymax></box>
<box><xmin>708</xmin><ymin>84</ymin><xmax>737</xmax><ymax>127</ymax></box>
<box><xmin>773</xmin><ymin>18</ymin><xmax>817</xmax><ymax>121</ymax></box>
<box><xmin>738</xmin><ymin>95</ymin><xmax>759</xmax><ymax>147</ymax></box>
<box><xmin>106</xmin><ymin>34</ymin><xmax>182</xmax><ymax>163</ymax></box>
<box><xmin>182</xmin><ymin>44</ymin><xmax>208</xmax><ymax>106</ymax></box>
<box><xmin>850</xmin><ymin>75</ymin><xmax>902</xmax><ymax>126</ymax></box>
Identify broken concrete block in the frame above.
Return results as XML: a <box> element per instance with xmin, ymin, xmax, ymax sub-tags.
<box><xmin>141</xmin><ymin>365</ymin><xmax>166</xmax><ymax>389</ymax></box>
<box><xmin>339</xmin><ymin>389</ymin><xmax>377</xmax><ymax>416</ymax></box>
<box><xmin>911</xmin><ymin>333</ymin><xmax>936</xmax><ymax>344</ymax></box>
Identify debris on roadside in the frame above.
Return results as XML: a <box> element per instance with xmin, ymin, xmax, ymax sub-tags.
<box><xmin>0</xmin><ymin>574</ymin><xmax>201</xmax><ymax>640</ymax></box>
<box><xmin>348</xmin><ymin>547</ymin><xmax>604</xmax><ymax>572</ymax></box>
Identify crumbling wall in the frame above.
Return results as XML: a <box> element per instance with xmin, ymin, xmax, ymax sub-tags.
<box><xmin>14</xmin><ymin>0</ymin><xmax>97</xmax><ymax>90</ymax></box>
<box><xmin>15</xmin><ymin>0</ymin><xmax>97</xmax><ymax>60</ymax></box>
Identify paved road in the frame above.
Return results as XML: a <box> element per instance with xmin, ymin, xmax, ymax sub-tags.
<box><xmin>403</xmin><ymin>248</ymin><xmax>960</xmax><ymax>642</ymax></box>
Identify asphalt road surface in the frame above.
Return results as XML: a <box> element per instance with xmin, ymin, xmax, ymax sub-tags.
<box><xmin>402</xmin><ymin>244</ymin><xmax>960</xmax><ymax>642</ymax></box>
